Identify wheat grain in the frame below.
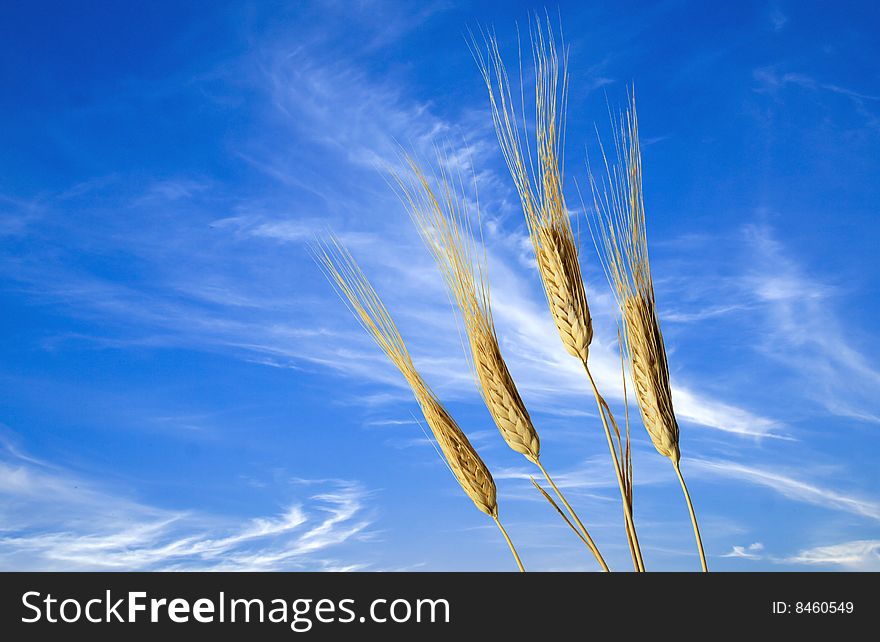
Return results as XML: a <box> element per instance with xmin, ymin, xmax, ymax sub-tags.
<box><xmin>473</xmin><ymin>16</ymin><xmax>644</xmax><ymax>571</ymax></box>
<box><xmin>471</xmin><ymin>21</ymin><xmax>593</xmax><ymax>363</ymax></box>
<box><xmin>316</xmin><ymin>237</ymin><xmax>531</xmax><ymax>571</ymax></box>
<box><xmin>589</xmin><ymin>94</ymin><xmax>680</xmax><ymax>463</ymax></box>
<box><xmin>314</xmin><ymin>237</ymin><xmax>497</xmax><ymax>517</ymax></box>
<box><xmin>589</xmin><ymin>91</ymin><xmax>708</xmax><ymax>571</ymax></box>
<box><xmin>535</xmin><ymin>226</ymin><xmax>593</xmax><ymax>361</ymax></box>
<box><xmin>624</xmin><ymin>296</ymin><xmax>680</xmax><ymax>461</ymax></box>
<box><xmin>393</xmin><ymin>154</ymin><xmax>608</xmax><ymax>571</ymax></box>
<box><xmin>393</xmin><ymin>157</ymin><xmax>540</xmax><ymax>462</ymax></box>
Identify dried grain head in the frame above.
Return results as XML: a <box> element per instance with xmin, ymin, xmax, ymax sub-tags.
<box><xmin>393</xmin><ymin>157</ymin><xmax>540</xmax><ymax>463</ymax></box>
<box><xmin>534</xmin><ymin>223</ymin><xmax>592</xmax><ymax>361</ymax></box>
<box><xmin>624</xmin><ymin>296</ymin><xmax>679</xmax><ymax>462</ymax></box>
<box><xmin>471</xmin><ymin>17</ymin><xmax>593</xmax><ymax>362</ymax></box>
<box><xmin>589</xmin><ymin>93</ymin><xmax>681</xmax><ymax>463</ymax></box>
<box><xmin>420</xmin><ymin>393</ymin><xmax>498</xmax><ymax>515</ymax></box>
<box><xmin>315</xmin><ymin>237</ymin><xmax>498</xmax><ymax>515</ymax></box>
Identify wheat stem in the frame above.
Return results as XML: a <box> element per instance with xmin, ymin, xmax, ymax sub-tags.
<box><xmin>529</xmin><ymin>477</ymin><xmax>591</xmax><ymax>546</ymax></box>
<box><xmin>673</xmin><ymin>460</ymin><xmax>708</xmax><ymax>572</ymax></box>
<box><xmin>583</xmin><ymin>361</ymin><xmax>646</xmax><ymax>572</ymax></box>
<box><xmin>535</xmin><ymin>460</ymin><xmax>609</xmax><ymax>572</ymax></box>
<box><xmin>493</xmin><ymin>516</ymin><xmax>525</xmax><ymax>572</ymax></box>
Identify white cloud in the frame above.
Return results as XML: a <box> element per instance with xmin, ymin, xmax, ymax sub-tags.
<box><xmin>0</xmin><ymin>16</ymin><xmax>783</xmax><ymax>450</ymax></box>
<box><xmin>0</xmin><ymin>442</ymin><xmax>375</xmax><ymax>571</ymax></box>
<box><xmin>671</xmin><ymin>387</ymin><xmax>785</xmax><ymax>438</ymax></box>
<box><xmin>662</xmin><ymin>303</ymin><xmax>748</xmax><ymax>323</ymax></box>
<box><xmin>782</xmin><ymin>540</ymin><xmax>880</xmax><ymax>570</ymax></box>
<box><xmin>722</xmin><ymin>541</ymin><xmax>764</xmax><ymax>560</ymax></box>
<box><xmin>721</xmin><ymin>539</ymin><xmax>880</xmax><ymax>569</ymax></box>
<box><xmin>647</xmin><ymin>224</ymin><xmax>880</xmax><ymax>428</ymax></box>
<box><xmin>483</xmin><ymin>250</ymin><xmax>783</xmax><ymax>439</ymax></box>
<box><xmin>769</xmin><ymin>7</ymin><xmax>788</xmax><ymax>32</ymax></box>
<box><xmin>752</xmin><ymin>67</ymin><xmax>879</xmax><ymax>131</ymax></box>
<box><xmin>691</xmin><ymin>458</ymin><xmax>880</xmax><ymax>522</ymax></box>
<box><xmin>3</xmin><ymin>6</ymin><xmax>874</xmax><ymax>573</ymax></box>
<box><xmin>743</xmin><ymin>225</ymin><xmax>880</xmax><ymax>424</ymax></box>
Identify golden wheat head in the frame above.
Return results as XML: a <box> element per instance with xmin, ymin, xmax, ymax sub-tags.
<box><xmin>624</xmin><ymin>296</ymin><xmax>680</xmax><ymax>461</ymax></box>
<box><xmin>393</xmin><ymin>156</ymin><xmax>541</xmax><ymax>463</ymax></box>
<box><xmin>590</xmin><ymin>93</ymin><xmax>680</xmax><ymax>463</ymax></box>
<box><xmin>534</xmin><ymin>224</ymin><xmax>593</xmax><ymax>361</ymax></box>
<box><xmin>472</xmin><ymin>17</ymin><xmax>593</xmax><ymax>362</ymax></box>
<box><xmin>314</xmin><ymin>237</ymin><xmax>498</xmax><ymax>514</ymax></box>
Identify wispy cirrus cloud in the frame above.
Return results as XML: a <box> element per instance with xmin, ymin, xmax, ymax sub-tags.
<box><xmin>782</xmin><ymin>539</ymin><xmax>880</xmax><ymax>570</ymax></box>
<box><xmin>754</xmin><ymin>66</ymin><xmax>879</xmax><ymax>102</ymax></box>
<box><xmin>768</xmin><ymin>6</ymin><xmax>788</xmax><ymax>32</ymax></box>
<box><xmin>0</xmin><ymin>438</ymin><xmax>376</xmax><ymax>571</ymax></box>
<box><xmin>691</xmin><ymin>457</ymin><xmax>880</xmax><ymax>522</ymax></box>
<box><xmin>3</xmin><ymin>3</ymin><xmax>876</xmax><ymax>574</ymax></box>
<box><xmin>482</xmin><ymin>249</ymin><xmax>783</xmax><ymax>439</ymax></box>
<box><xmin>0</xmin><ymin>10</ymin><xmax>784</xmax><ymax>450</ymax></box>
<box><xmin>753</xmin><ymin>65</ymin><xmax>880</xmax><ymax>131</ymax></box>
<box><xmin>649</xmin><ymin>224</ymin><xmax>880</xmax><ymax>428</ymax></box>
<box><xmin>742</xmin><ymin>225</ymin><xmax>880</xmax><ymax>424</ymax></box>
<box><xmin>721</xmin><ymin>541</ymin><xmax>764</xmax><ymax>560</ymax></box>
<box><xmin>722</xmin><ymin>539</ymin><xmax>880</xmax><ymax>570</ymax></box>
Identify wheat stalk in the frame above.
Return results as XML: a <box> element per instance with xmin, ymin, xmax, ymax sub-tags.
<box><xmin>393</xmin><ymin>154</ymin><xmax>608</xmax><ymax>571</ymax></box>
<box><xmin>472</xmin><ymin>23</ymin><xmax>592</xmax><ymax>362</ymax></box>
<box><xmin>473</xmin><ymin>16</ymin><xmax>644</xmax><ymax>571</ymax></box>
<box><xmin>589</xmin><ymin>92</ymin><xmax>708</xmax><ymax>572</ymax></box>
<box><xmin>314</xmin><ymin>236</ymin><xmax>524</xmax><ymax>571</ymax></box>
<box><xmin>394</xmin><ymin>155</ymin><xmax>539</xmax><ymax>461</ymax></box>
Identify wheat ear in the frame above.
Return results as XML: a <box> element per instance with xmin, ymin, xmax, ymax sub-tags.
<box><xmin>314</xmin><ymin>237</ymin><xmax>525</xmax><ymax>571</ymax></box>
<box><xmin>472</xmin><ymin>24</ymin><xmax>592</xmax><ymax>362</ymax></box>
<box><xmin>473</xmin><ymin>17</ymin><xmax>644</xmax><ymax>570</ymax></box>
<box><xmin>393</xmin><ymin>155</ymin><xmax>608</xmax><ymax>571</ymax></box>
<box><xmin>589</xmin><ymin>92</ymin><xmax>708</xmax><ymax>572</ymax></box>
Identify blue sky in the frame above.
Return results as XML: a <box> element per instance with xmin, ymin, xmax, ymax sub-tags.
<box><xmin>1</xmin><ymin>0</ymin><xmax>878</xmax><ymax>571</ymax></box>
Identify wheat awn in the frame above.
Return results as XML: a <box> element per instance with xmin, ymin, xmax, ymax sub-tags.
<box><xmin>315</xmin><ymin>236</ymin><xmax>525</xmax><ymax>571</ymax></box>
<box><xmin>393</xmin><ymin>154</ymin><xmax>608</xmax><ymax>571</ymax></box>
<box><xmin>472</xmin><ymin>16</ymin><xmax>645</xmax><ymax>571</ymax></box>
<box><xmin>589</xmin><ymin>92</ymin><xmax>708</xmax><ymax>572</ymax></box>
